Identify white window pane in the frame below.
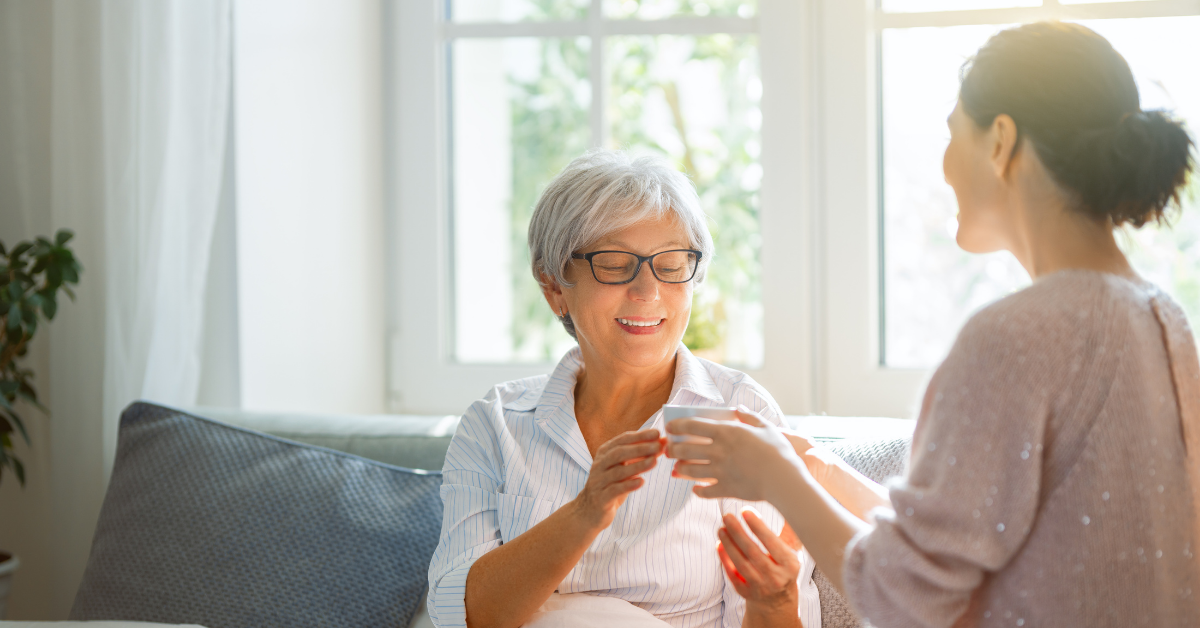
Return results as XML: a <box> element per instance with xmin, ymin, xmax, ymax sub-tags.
<box><xmin>604</xmin><ymin>0</ymin><xmax>756</xmax><ymax>19</ymax></box>
<box><xmin>451</xmin><ymin>0</ymin><xmax>588</xmax><ymax>22</ymax></box>
<box><xmin>881</xmin><ymin>18</ymin><xmax>1200</xmax><ymax>369</ymax></box>
<box><xmin>608</xmin><ymin>34</ymin><xmax>764</xmax><ymax>368</ymax></box>
<box><xmin>451</xmin><ymin>38</ymin><xmax>591</xmax><ymax>363</ymax></box>
<box><xmin>881</xmin><ymin>25</ymin><xmax>1028</xmax><ymax>369</ymax></box>
<box><xmin>881</xmin><ymin>0</ymin><xmax>1037</xmax><ymax>13</ymax></box>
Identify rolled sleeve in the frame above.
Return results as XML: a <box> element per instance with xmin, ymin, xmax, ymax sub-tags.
<box><xmin>427</xmin><ymin>400</ymin><xmax>507</xmax><ymax>627</ymax></box>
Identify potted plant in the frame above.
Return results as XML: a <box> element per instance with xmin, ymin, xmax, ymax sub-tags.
<box><xmin>0</xmin><ymin>229</ymin><xmax>82</xmax><ymax>618</ymax></box>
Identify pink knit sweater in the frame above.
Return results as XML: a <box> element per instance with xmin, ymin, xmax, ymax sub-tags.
<box><xmin>844</xmin><ymin>270</ymin><xmax>1200</xmax><ymax>627</ymax></box>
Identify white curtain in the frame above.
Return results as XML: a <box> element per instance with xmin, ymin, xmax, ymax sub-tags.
<box><xmin>93</xmin><ymin>0</ymin><xmax>233</xmax><ymax>447</ymax></box>
<box><xmin>29</xmin><ymin>0</ymin><xmax>231</xmax><ymax>615</ymax></box>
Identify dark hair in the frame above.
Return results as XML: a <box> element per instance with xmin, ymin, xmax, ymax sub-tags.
<box><xmin>960</xmin><ymin>21</ymin><xmax>1195</xmax><ymax>227</ymax></box>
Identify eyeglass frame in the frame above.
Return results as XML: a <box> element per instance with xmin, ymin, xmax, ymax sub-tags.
<box><xmin>569</xmin><ymin>249</ymin><xmax>704</xmax><ymax>285</ymax></box>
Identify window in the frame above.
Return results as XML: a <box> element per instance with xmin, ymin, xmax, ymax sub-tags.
<box><xmin>879</xmin><ymin>4</ymin><xmax>1200</xmax><ymax>370</ymax></box>
<box><xmin>823</xmin><ymin>0</ymin><xmax>1200</xmax><ymax>417</ymax></box>
<box><xmin>390</xmin><ymin>1</ymin><xmax>813</xmax><ymax>413</ymax></box>
<box><xmin>446</xmin><ymin>3</ymin><xmax>765</xmax><ymax>367</ymax></box>
<box><xmin>390</xmin><ymin>0</ymin><xmax>1198</xmax><ymax>417</ymax></box>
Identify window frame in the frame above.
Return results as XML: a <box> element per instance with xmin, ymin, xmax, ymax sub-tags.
<box><xmin>387</xmin><ymin>0</ymin><xmax>819</xmax><ymax>415</ymax></box>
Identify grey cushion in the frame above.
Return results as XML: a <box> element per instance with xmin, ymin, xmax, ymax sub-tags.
<box><xmin>813</xmin><ymin>437</ymin><xmax>912</xmax><ymax>628</ymax></box>
<box><xmin>70</xmin><ymin>402</ymin><xmax>443</xmax><ymax>628</ymax></box>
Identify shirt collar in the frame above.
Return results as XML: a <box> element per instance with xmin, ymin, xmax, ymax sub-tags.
<box><xmin>672</xmin><ymin>345</ymin><xmax>726</xmax><ymax>406</ymax></box>
<box><xmin>502</xmin><ymin>344</ymin><xmax>726</xmax><ymax>414</ymax></box>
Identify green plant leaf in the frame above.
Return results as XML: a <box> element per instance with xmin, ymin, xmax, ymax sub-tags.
<box><xmin>10</xmin><ymin>242</ymin><xmax>32</xmax><ymax>258</ymax></box>
<box><xmin>46</xmin><ymin>265</ymin><xmax>61</xmax><ymax>290</ymax></box>
<box><xmin>7</xmin><ymin>302</ymin><xmax>21</xmax><ymax>332</ymax></box>
<box><xmin>40</xmin><ymin>291</ymin><xmax>57</xmax><ymax>320</ymax></box>
<box><xmin>16</xmin><ymin>384</ymin><xmax>44</xmax><ymax>414</ymax></box>
<box><xmin>62</xmin><ymin>264</ymin><xmax>78</xmax><ymax>284</ymax></box>
<box><xmin>55</xmin><ymin>230</ymin><xmax>74</xmax><ymax>246</ymax></box>
<box><xmin>11</xmin><ymin>455</ymin><xmax>24</xmax><ymax>487</ymax></box>
<box><xmin>4</xmin><ymin>410</ymin><xmax>29</xmax><ymax>445</ymax></box>
<box><xmin>0</xmin><ymin>241</ymin><xmax>6</xmax><ymax>256</ymax></box>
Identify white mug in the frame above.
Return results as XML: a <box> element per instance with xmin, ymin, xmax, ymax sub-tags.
<box><xmin>662</xmin><ymin>405</ymin><xmax>737</xmax><ymax>444</ymax></box>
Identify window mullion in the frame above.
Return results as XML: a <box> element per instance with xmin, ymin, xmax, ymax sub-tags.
<box><xmin>590</xmin><ymin>0</ymin><xmax>605</xmax><ymax>148</ymax></box>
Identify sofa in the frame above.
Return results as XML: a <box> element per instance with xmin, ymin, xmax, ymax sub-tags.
<box><xmin>53</xmin><ymin>403</ymin><xmax>914</xmax><ymax>628</ymax></box>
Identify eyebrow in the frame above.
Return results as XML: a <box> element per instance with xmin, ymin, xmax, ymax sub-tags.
<box><xmin>591</xmin><ymin>241</ymin><xmax>690</xmax><ymax>254</ymax></box>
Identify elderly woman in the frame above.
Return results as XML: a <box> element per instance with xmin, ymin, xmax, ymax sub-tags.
<box><xmin>427</xmin><ymin>149</ymin><xmax>822</xmax><ymax>628</ymax></box>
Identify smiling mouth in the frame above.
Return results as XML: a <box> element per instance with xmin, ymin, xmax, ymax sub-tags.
<box><xmin>617</xmin><ymin>318</ymin><xmax>664</xmax><ymax>327</ymax></box>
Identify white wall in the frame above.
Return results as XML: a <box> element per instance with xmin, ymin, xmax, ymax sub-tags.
<box><xmin>234</xmin><ymin>0</ymin><xmax>386</xmax><ymax>415</ymax></box>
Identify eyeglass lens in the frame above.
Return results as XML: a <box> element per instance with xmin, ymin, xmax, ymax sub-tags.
<box><xmin>589</xmin><ymin>251</ymin><xmax>698</xmax><ymax>284</ymax></box>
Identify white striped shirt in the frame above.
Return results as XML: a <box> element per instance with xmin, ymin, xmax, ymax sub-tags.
<box><xmin>427</xmin><ymin>345</ymin><xmax>821</xmax><ymax>628</ymax></box>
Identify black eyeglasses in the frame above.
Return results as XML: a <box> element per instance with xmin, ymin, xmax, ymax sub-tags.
<box><xmin>570</xmin><ymin>249</ymin><xmax>703</xmax><ymax>285</ymax></box>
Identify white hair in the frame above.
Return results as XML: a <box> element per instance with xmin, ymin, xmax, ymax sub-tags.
<box><xmin>528</xmin><ymin>148</ymin><xmax>715</xmax><ymax>337</ymax></box>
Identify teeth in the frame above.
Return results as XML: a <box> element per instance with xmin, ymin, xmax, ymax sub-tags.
<box><xmin>618</xmin><ymin>318</ymin><xmax>663</xmax><ymax>327</ymax></box>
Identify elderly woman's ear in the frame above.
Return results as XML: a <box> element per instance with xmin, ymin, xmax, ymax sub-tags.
<box><xmin>540</xmin><ymin>272</ymin><xmax>569</xmax><ymax>318</ymax></box>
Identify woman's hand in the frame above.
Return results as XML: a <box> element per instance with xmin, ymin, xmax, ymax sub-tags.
<box><xmin>570</xmin><ymin>428</ymin><xmax>664</xmax><ymax>530</ymax></box>
<box><xmin>718</xmin><ymin>508</ymin><xmax>803</xmax><ymax>616</ymax></box>
<box><xmin>666</xmin><ymin>407</ymin><xmax>805</xmax><ymax>503</ymax></box>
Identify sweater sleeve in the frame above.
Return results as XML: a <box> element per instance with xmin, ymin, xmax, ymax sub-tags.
<box><xmin>843</xmin><ymin>305</ymin><xmax>1069</xmax><ymax>628</ymax></box>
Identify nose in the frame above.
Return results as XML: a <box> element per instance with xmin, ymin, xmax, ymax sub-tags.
<box><xmin>627</xmin><ymin>261</ymin><xmax>660</xmax><ymax>302</ymax></box>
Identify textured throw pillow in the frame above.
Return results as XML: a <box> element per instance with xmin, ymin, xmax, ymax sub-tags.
<box><xmin>71</xmin><ymin>402</ymin><xmax>443</xmax><ymax>628</ymax></box>
<box><xmin>813</xmin><ymin>436</ymin><xmax>911</xmax><ymax>628</ymax></box>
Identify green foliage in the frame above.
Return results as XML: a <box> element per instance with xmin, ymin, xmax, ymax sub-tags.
<box><xmin>0</xmin><ymin>229</ymin><xmax>82</xmax><ymax>488</ymax></box>
<box><xmin>681</xmin><ymin>292</ymin><xmax>725</xmax><ymax>351</ymax></box>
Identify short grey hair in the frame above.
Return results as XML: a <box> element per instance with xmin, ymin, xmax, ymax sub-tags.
<box><xmin>528</xmin><ymin>148</ymin><xmax>715</xmax><ymax>338</ymax></box>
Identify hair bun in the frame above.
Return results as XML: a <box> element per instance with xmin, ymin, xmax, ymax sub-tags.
<box><xmin>1059</xmin><ymin>110</ymin><xmax>1194</xmax><ymax>226</ymax></box>
<box><xmin>960</xmin><ymin>23</ymin><xmax>1196</xmax><ymax>228</ymax></box>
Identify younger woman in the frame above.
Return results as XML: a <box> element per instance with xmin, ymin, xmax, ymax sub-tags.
<box><xmin>668</xmin><ymin>21</ymin><xmax>1198</xmax><ymax>627</ymax></box>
